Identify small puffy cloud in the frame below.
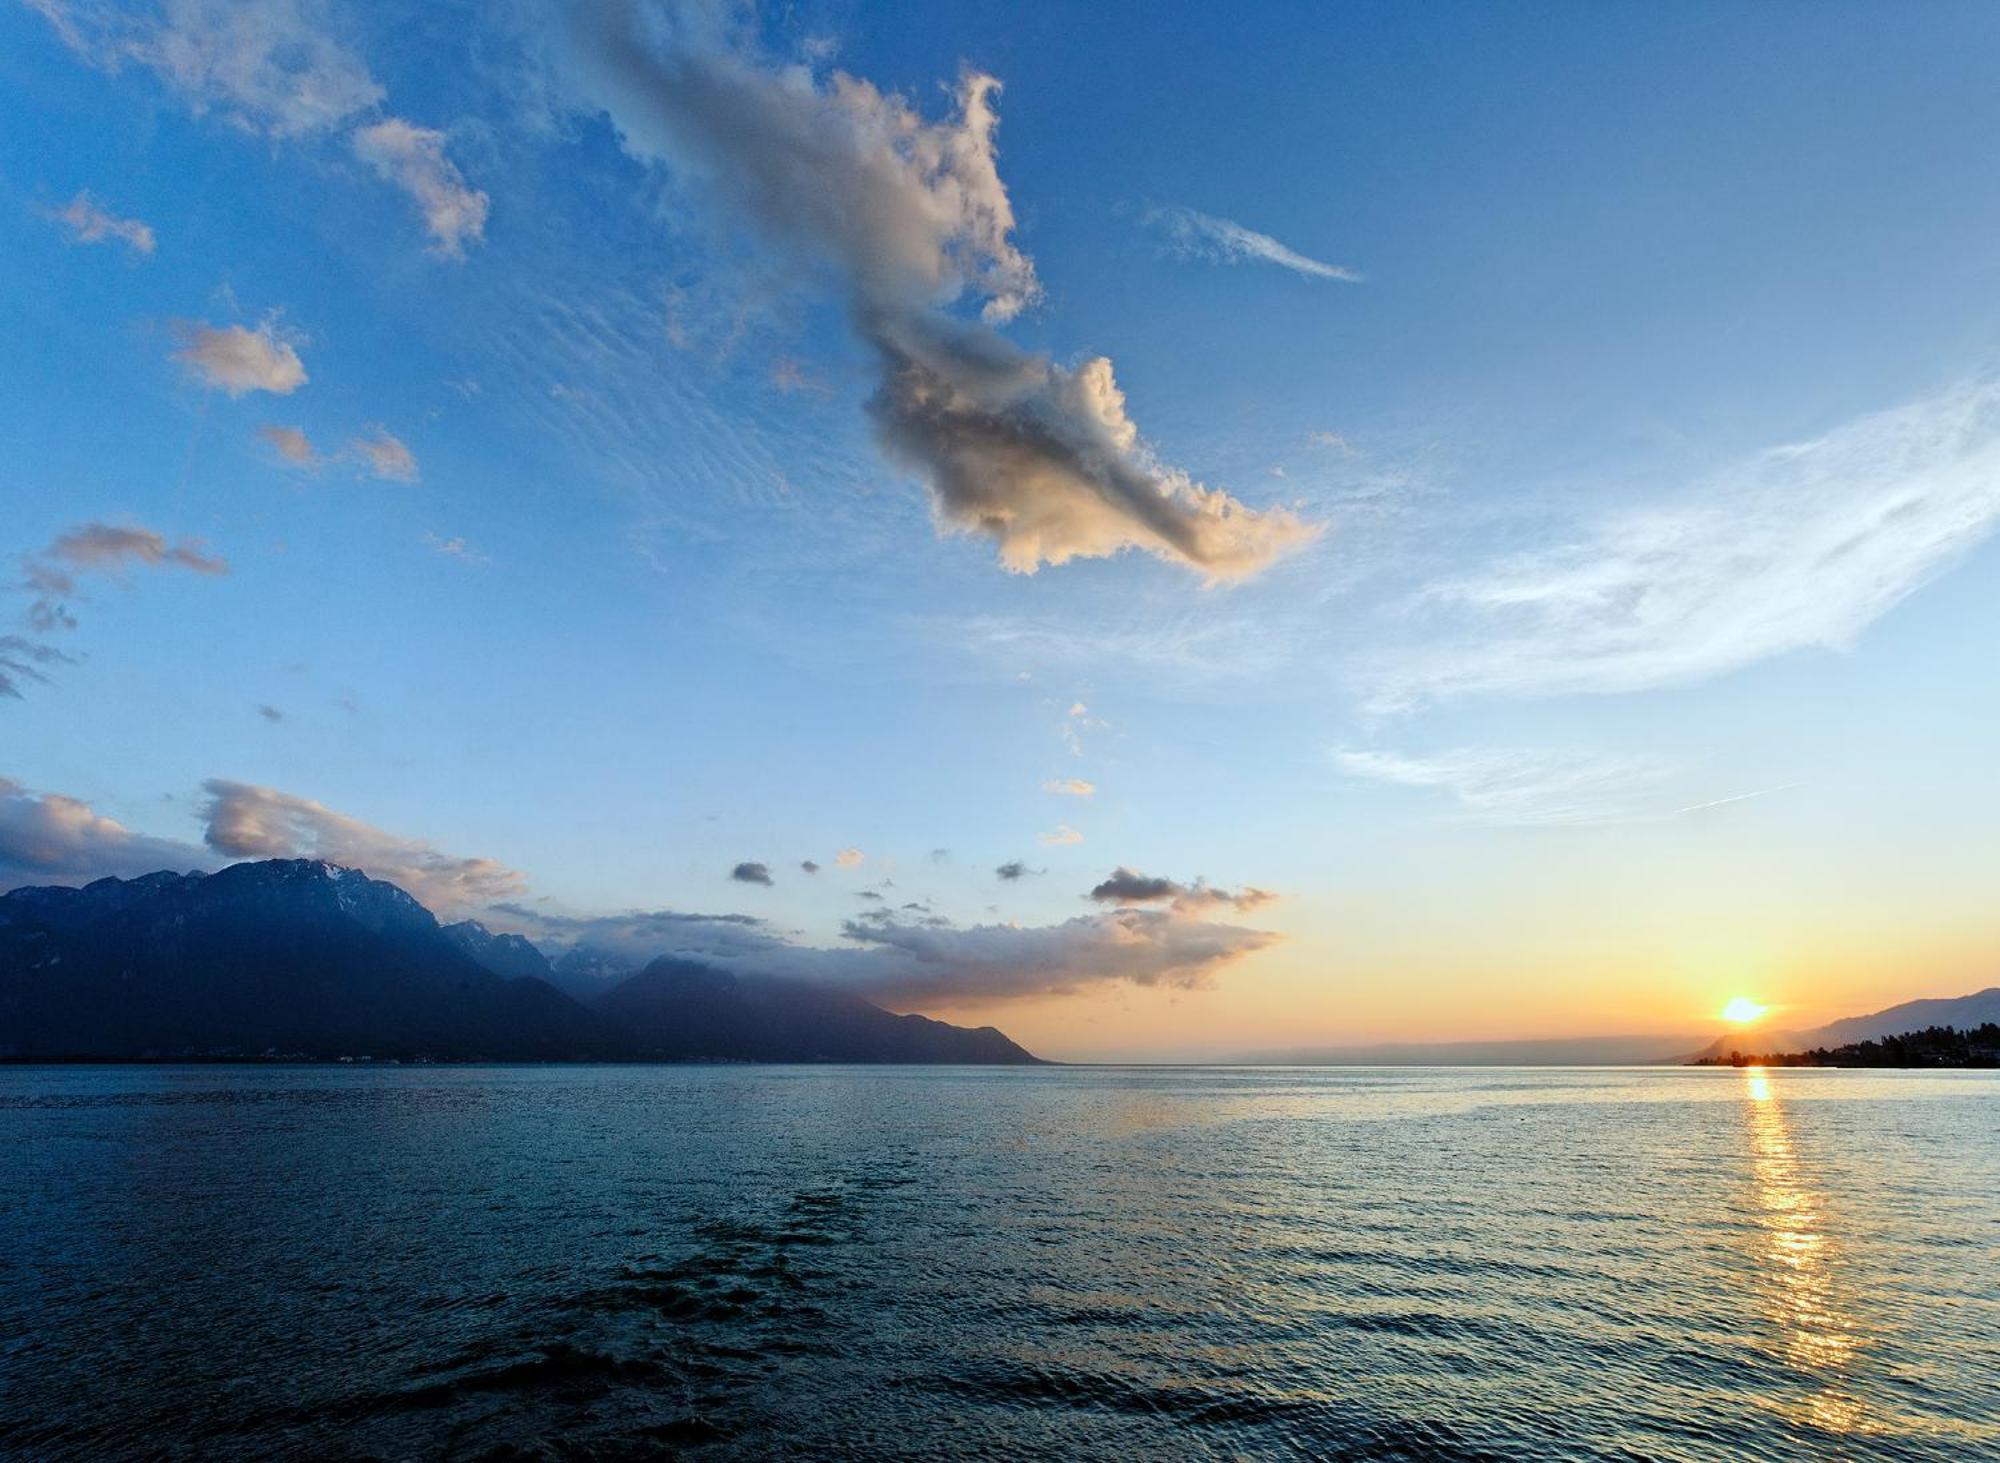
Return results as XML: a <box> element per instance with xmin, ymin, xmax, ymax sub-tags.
<box><xmin>48</xmin><ymin>190</ymin><xmax>155</xmax><ymax>255</ymax></box>
<box><xmin>994</xmin><ymin>859</ymin><xmax>1033</xmax><ymax>881</ymax></box>
<box><xmin>730</xmin><ymin>861</ymin><xmax>774</xmax><ymax>886</ymax></box>
<box><xmin>352</xmin><ymin>118</ymin><xmax>489</xmax><ymax>257</ymax></box>
<box><xmin>1087</xmin><ymin>866</ymin><xmax>1276</xmax><ymax>914</ymax></box>
<box><xmin>349</xmin><ymin>427</ymin><xmax>418</xmax><ymax>482</ymax></box>
<box><xmin>799</xmin><ymin>859</ymin><xmax>821</xmax><ymax>873</ymax></box>
<box><xmin>173</xmin><ymin>318</ymin><xmax>307</xmax><ymax>397</ymax></box>
<box><xmin>558</xmin><ymin>11</ymin><xmax>1316</xmax><ymax>582</ymax></box>
<box><xmin>1038</xmin><ymin>824</ymin><xmax>1084</xmax><ymax>846</ymax></box>
<box><xmin>834</xmin><ymin>847</ymin><xmax>864</xmax><ymax>869</ymax></box>
<box><xmin>256</xmin><ymin>703</ymin><xmax>285</xmax><ymax>722</ymax></box>
<box><xmin>0</xmin><ymin>775</ymin><xmax>205</xmax><ymax>886</ymax></box>
<box><xmin>200</xmin><ymin>778</ymin><xmax>523</xmax><ymax>912</ymax></box>
<box><xmin>1145</xmin><ymin>205</ymin><xmax>1359</xmax><ymax>282</ymax></box>
<box><xmin>258</xmin><ymin>424</ymin><xmax>318</xmax><ymax>466</ymax></box>
<box><xmin>1043</xmin><ymin>777</ymin><xmax>1095</xmax><ymax>797</ymax></box>
<box><xmin>423</xmin><ymin>533</ymin><xmax>485</xmax><ymax>563</ymax></box>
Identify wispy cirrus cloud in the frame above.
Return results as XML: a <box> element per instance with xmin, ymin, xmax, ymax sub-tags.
<box><xmin>30</xmin><ymin>0</ymin><xmax>483</xmax><ymax>256</ymax></box>
<box><xmin>29</xmin><ymin>0</ymin><xmax>384</xmax><ymax>136</ymax></box>
<box><xmin>0</xmin><ymin>638</ymin><xmax>74</xmax><ymax>699</ymax></box>
<box><xmin>46</xmin><ymin>190</ymin><xmax>155</xmax><ymax>254</ymax></box>
<box><xmin>1144</xmin><ymin>205</ymin><xmax>1359</xmax><ymax>282</ymax></box>
<box><xmin>1334</xmin><ymin>746</ymin><xmax>1676</xmax><ymax>827</ymax></box>
<box><xmin>1365</xmin><ymin>381</ymin><xmax>2000</xmax><ymax>707</ymax></box>
<box><xmin>556</xmin><ymin>1</ymin><xmax>1315</xmax><ymax>581</ymax></box>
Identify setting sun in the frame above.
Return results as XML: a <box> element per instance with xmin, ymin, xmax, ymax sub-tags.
<box><xmin>1721</xmin><ymin>996</ymin><xmax>1770</xmax><ymax>1024</ymax></box>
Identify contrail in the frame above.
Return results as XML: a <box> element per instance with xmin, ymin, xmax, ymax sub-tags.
<box><xmin>1673</xmin><ymin>781</ymin><xmax>1806</xmax><ymax>817</ymax></box>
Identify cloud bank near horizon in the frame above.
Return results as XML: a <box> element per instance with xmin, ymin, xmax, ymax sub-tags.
<box><xmin>0</xmin><ymin>773</ymin><xmax>1279</xmax><ymax>1009</ymax></box>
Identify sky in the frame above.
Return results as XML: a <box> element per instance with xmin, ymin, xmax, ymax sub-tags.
<box><xmin>5</xmin><ymin>0</ymin><xmax>2000</xmax><ymax>1060</ymax></box>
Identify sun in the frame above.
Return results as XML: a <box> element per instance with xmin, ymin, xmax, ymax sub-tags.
<box><xmin>1720</xmin><ymin>996</ymin><xmax>1768</xmax><ymax>1024</ymax></box>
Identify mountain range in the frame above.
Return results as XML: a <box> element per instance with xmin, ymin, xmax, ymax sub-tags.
<box><xmin>0</xmin><ymin>860</ymin><xmax>1040</xmax><ymax>1064</ymax></box>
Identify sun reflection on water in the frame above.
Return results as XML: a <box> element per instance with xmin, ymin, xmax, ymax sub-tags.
<box><xmin>1740</xmin><ymin>1065</ymin><xmax>1869</xmax><ymax>1437</ymax></box>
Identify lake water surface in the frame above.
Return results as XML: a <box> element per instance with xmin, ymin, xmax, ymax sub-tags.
<box><xmin>2</xmin><ymin>1064</ymin><xmax>1995</xmax><ymax>1459</ymax></box>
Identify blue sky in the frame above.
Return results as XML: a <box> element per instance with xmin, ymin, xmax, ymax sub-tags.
<box><xmin>6</xmin><ymin>0</ymin><xmax>2000</xmax><ymax>1058</ymax></box>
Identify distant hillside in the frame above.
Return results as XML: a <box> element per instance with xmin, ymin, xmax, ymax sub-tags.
<box><xmin>0</xmin><ymin>861</ymin><xmax>1042</xmax><ymax>1064</ymax></box>
<box><xmin>600</xmin><ymin>957</ymin><xmax>1040</xmax><ymax>1064</ymax></box>
<box><xmin>1692</xmin><ymin>1023</ymin><xmax>2000</xmax><ymax>1068</ymax></box>
<box><xmin>1681</xmin><ymin>988</ymin><xmax>2000</xmax><ymax>1064</ymax></box>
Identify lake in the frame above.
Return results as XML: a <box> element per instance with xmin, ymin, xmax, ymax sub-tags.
<box><xmin>2</xmin><ymin>1064</ymin><xmax>1995</xmax><ymax>1459</ymax></box>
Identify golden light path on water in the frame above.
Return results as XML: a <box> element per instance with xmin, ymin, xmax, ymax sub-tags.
<box><xmin>1740</xmin><ymin>1065</ymin><xmax>1870</xmax><ymax>1438</ymax></box>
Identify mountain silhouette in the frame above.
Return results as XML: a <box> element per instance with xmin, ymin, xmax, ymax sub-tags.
<box><xmin>0</xmin><ymin>861</ymin><xmax>1041</xmax><ymax>1064</ymax></box>
<box><xmin>1681</xmin><ymin>987</ymin><xmax>2000</xmax><ymax>1063</ymax></box>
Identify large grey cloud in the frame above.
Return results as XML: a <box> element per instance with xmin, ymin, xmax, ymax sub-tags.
<box><xmin>199</xmin><ymin>779</ymin><xmax>524</xmax><ymax>911</ymax></box>
<box><xmin>0</xmin><ymin>776</ymin><xmax>206</xmax><ymax>886</ymax></box>
<box><xmin>0</xmin><ymin>775</ymin><xmax>530</xmax><ymax>899</ymax></box>
<box><xmin>557</xmin><ymin>0</ymin><xmax>1317</xmax><ymax>580</ymax></box>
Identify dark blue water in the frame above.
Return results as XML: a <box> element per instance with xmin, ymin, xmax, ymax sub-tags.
<box><xmin>2</xmin><ymin>1064</ymin><xmax>1995</xmax><ymax>1459</ymax></box>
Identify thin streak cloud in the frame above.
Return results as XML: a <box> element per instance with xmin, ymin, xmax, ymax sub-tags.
<box><xmin>1145</xmin><ymin>205</ymin><xmax>1359</xmax><ymax>282</ymax></box>
<box><xmin>1335</xmin><ymin>746</ymin><xmax>1676</xmax><ymax>827</ymax></box>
